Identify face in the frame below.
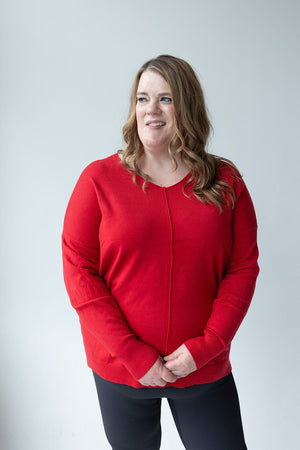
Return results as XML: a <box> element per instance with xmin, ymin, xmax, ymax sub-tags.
<box><xmin>136</xmin><ymin>70</ymin><xmax>176</xmax><ymax>155</ymax></box>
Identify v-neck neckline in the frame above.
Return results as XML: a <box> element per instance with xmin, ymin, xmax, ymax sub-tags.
<box><xmin>115</xmin><ymin>153</ymin><xmax>191</xmax><ymax>190</ymax></box>
<box><xmin>135</xmin><ymin>171</ymin><xmax>191</xmax><ymax>190</ymax></box>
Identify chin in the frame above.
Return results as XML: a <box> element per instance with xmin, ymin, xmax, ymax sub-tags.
<box><xmin>142</xmin><ymin>139</ymin><xmax>171</xmax><ymax>153</ymax></box>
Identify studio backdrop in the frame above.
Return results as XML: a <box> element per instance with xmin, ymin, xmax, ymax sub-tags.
<box><xmin>1</xmin><ymin>1</ymin><xmax>299</xmax><ymax>449</ymax></box>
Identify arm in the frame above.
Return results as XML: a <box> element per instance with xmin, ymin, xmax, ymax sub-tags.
<box><xmin>165</xmin><ymin>181</ymin><xmax>259</xmax><ymax>375</ymax></box>
<box><xmin>62</xmin><ymin>165</ymin><xmax>159</xmax><ymax>380</ymax></box>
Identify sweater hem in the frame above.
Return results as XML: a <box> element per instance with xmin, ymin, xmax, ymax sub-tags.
<box><xmin>86</xmin><ymin>356</ymin><xmax>232</xmax><ymax>388</ymax></box>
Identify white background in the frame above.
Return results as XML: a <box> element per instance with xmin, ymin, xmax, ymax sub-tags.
<box><xmin>1</xmin><ymin>1</ymin><xmax>299</xmax><ymax>448</ymax></box>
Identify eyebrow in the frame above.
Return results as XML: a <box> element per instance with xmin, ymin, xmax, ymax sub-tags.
<box><xmin>136</xmin><ymin>91</ymin><xmax>172</xmax><ymax>96</ymax></box>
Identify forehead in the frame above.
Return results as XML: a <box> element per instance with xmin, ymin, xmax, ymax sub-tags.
<box><xmin>137</xmin><ymin>70</ymin><xmax>171</xmax><ymax>93</ymax></box>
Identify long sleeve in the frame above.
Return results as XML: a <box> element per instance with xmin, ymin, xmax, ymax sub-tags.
<box><xmin>62</xmin><ymin>164</ymin><xmax>159</xmax><ymax>380</ymax></box>
<box><xmin>62</xmin><ymin>155</ymin><xmax>259</xmax><ymax>387</ymax></box>
<box><xmin>184</xmin><ymin>181</ymin><xmax>259</xmax><ymax>368</ymax></box>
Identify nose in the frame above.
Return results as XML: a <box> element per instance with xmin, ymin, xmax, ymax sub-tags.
<box><xmin>146</xmin><ymin>99</ymin><xmax>161</xmax><ymax>115</ymax></box>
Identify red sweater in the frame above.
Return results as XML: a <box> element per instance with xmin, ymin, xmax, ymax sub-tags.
<box><xmin>62</xmin><ymin>154</ymin><xmax>259</xmax><ymax>388</ymax></box>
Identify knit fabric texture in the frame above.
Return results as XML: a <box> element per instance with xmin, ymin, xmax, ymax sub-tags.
<box><xmin>62</xmin><ymin>154</ymin><xmax>259</xmax><ymax>387</ymax></box>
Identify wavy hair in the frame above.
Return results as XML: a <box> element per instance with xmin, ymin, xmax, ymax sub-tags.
<box><xmin>119</xmin><ymin>55</ymin><xmax>239</xmax><ymax>211</ymax></box>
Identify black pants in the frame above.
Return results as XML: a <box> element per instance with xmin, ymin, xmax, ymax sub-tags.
<box><xmin>93</xmin><ymin>372</ymin><xmax>247</xmax><ymax>450</ymax></box>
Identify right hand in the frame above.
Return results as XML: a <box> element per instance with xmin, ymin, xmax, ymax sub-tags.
<box><xmin>138</xmin><ymin>356</ymin><xmax>177</xmax><ymax>387</ymax></box>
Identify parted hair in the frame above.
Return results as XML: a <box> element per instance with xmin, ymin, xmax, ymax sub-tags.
<box><xmin>119</xmin><ymin>55</ymin><xmax>239</xmax><ymax>211</ymax></box>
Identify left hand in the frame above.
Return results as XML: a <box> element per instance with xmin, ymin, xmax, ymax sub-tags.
<box><xmin>164</xmin><ymin>344</ymin><xmax>197</xmax><ymax>378</ymax></box>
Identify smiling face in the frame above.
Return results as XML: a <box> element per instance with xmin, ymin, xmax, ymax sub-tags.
<box><xmin>136</xmin><ymin>70</ymin><xmax>177</xmax><ymax>155</ymax></box>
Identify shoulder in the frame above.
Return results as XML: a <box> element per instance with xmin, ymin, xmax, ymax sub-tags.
<box><xmin>75</xmin><ymin>153</ymin><xmax>131</xmax><ymax>194</ymax></box>
<box><xmin>217</xmin><ymin>159</ymin><xmax>245</xmax><ymax>197</ymax></box>
<box><xmin>79</xmin><ymin>153</ymin><xmax>121</xmax><ymax>181</ymax></box>
<box><xmin>80</xmin><ymin>153</ymin><xmax>120</xmax><ymax>178</ymax></box>
<box><xmin>217</xmin><ymin>159</ymin><xmax>241</xmax><ymax>181</ymax></box>
<box><xmin>214</xmin><ymin>158</ymin><xmax>255</xmax><ymax>211</ymax></box>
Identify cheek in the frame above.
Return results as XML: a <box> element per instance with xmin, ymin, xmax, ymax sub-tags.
<box><xmin>168</xmin><ymin>116</ymin><xmax>176</xmax><ymax>132</ymax></box>
<box><xmin>136</xmin><ymin>113</ymin><xmax>144</xmax><ymax>141</ymax></box>
<box><xmin>136</xmin><ymin>114</ymin><xmax>143</xmax><ymax>130</ymax></box>
<box><xmin>135</xmin><ymin>107</ymin><xmax>144</xmax><ymax>126</ymax></box>
<box><xmin>166</xmin><ymin>107</ymin><xmax>175</xmax><ymax>125</ymax></box>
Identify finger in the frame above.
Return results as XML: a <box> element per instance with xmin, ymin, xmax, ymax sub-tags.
<box><xmin>161</xmin><ymin>366</ymin><xmax>177</xmax><ymax>383</ymax></box>
<box><xmin>169</xmin><ymin>370</ymin><xmax>183</xmax><ymax>378</ymax></box>
<box><xmin>156</xmin><ymin>379</ymin><xmax>167</xmax><ymax>387</ymax></box>
<box><xmin>164</xmin><ymin>359</ymin><xmax>179</xmax><ymax>372</ymax></box>
<box><xmin>161</xmin><ymin>374</ymin><xmax>177</xmax><ymax>383</ymax></box>
<box><xmin>163</xmin><ymin>354</ymin><xmax>175</xmax><ymax>362</ymax></box>
<box><xmin>164</xmin><ymin>349</ymin><xmax>181</xmax><ymax>361</ymax></box>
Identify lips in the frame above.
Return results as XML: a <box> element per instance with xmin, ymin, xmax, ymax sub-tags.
<box><xmin>146</xmin><ymin>120</ymin><xmax>166</xmax><ymax>127</ymax></box>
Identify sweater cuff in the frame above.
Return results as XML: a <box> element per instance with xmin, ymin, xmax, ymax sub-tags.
<box><xmin>118</xmin><ymin>339</ymin><xmax>160</xmax><ymax>380</ymax></box>
<box><xmin>184</xmin><ymin>329</ymin><xmax>227</xmax><ymax>369</ymax></box>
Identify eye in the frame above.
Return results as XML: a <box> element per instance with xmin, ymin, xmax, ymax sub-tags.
<box><xmin>136</xmin><ymin>97</ymin><xmax>147</xmax><ymax>103</ymax></box>
<box><xmin>161</xmin><ymin>97</ymin><xmax>172</xmax><ymax>103</ymax></box>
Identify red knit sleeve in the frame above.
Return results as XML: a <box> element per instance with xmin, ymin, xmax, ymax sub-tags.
<box><xmin>184</xmin><ymin>179</ymin><xmax>259</xmax><ymax>368</ymax></box>
<box><xmin>62</xmin><ymin>163</ymin><xmax>159</xmax><ymax>380</ymax></box>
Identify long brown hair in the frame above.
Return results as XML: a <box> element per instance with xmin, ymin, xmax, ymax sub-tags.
<box><xmin>119</xmin><ymin>55</ymin><xmax>239</xmax><ymax>211</ymax></box>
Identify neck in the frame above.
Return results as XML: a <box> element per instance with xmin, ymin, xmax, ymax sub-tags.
<box><xmin>141</xmin><ymin>149</ymin><xmax>183</xmax><ymax>174</ymax></box>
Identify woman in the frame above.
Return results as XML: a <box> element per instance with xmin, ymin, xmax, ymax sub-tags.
<box><xmin>62</xmin><ymin>55</ymin><xmax>259</xmax><ymax>449</ymax></box>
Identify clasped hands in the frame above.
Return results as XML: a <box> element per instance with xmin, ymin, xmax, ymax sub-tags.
<box><xmin>138</xmin><ymin>344</ymin><xmax>197</xmax><ymax>387</ymax></box>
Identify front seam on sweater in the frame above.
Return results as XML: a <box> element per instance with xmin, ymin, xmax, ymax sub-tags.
<box><xmin>62</xmin><ymin>155</ymin><xmax>259</xmax><ymax>387</ymax></box>
<box><xmin>163</xmin><ymin>188</ymin><xmax>174</xmax><ymax>355</ymax></box>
